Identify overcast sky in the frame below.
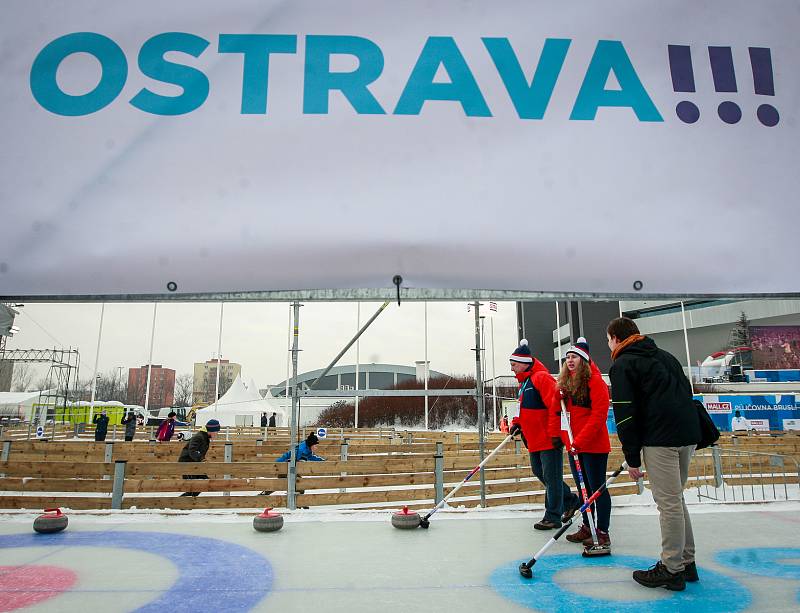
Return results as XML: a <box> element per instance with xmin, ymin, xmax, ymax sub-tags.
<box><xmin>7</xmin><ymin>301</ymin><xmax>520</xmax><ymax>388</ymax></box>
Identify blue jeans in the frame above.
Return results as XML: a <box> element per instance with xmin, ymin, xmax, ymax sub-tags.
<box><xmin>529</xmin><ymin>448</ymin><xmax>580</xmax><ymax>523</ymax></box>
<box><xmin>568</xmin><ymin>452</ymin><xmax>611</xmax><ymax>532</ymax></box>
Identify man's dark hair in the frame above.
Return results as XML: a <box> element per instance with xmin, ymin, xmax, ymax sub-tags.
<box><xmin>168</xmin><ymin>411</ymin><xmax>176</xmax><ymax>418</ymax></box>
<box><xmin>606</xmin><ymin>317</ymin><xmax>640</xmax><ymax>341</ymax></box>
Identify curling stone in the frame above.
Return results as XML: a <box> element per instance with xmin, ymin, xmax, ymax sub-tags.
<box><xmin>33</xmin><ymin>508</ymin><xmax>68</xmax><ymax>534</ymax></box>
<box><xmin>253</xmin><ymin>508</ymin><xmax>283</xmax><ymax>532</ymax></box>
<box><xmin>391</xmin><ymin>506</ymin><xmax>421</xmax><ymax>529</ymax></box>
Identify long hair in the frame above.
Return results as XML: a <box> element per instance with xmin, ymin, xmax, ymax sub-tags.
<box><xmin>557</xmin><ymin>359</ymin><xmax>592</xmax><ymax>406</ymax></box>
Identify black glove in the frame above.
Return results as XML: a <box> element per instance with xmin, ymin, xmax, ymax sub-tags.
<box><xmin>551</xmin><ymin>437</ymin><xmax>564</xmax><ymax>450</ymax></box>
<box><xmin>509</xmin><ymin>423</ymin><xmax>521</xmax><ymax>437</ymax></box>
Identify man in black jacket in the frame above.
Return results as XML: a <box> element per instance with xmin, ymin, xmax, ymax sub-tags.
<box><xmin>178</xmin><ymin>419</ymin><xmax>221</xmax><ymax>497</ymax></box>
<box><xmin>607</xmin><ymin>317</ymin><xmax>700</xmax><ymax>592</ymax></box>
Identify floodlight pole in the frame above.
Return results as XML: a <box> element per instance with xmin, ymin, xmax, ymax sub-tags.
<box><xmin>214</xmin><ymin>302</ymin><xmax>224</xmax><ymax>404</ymax></box>
<box><xmin>88</xmin><ymin>303</ymin><xmax>105</xmax><ymax>423</ymax></box>
<box><xmin>355</xmin><ymin>302</ymin><xmax>360</xmax><ymax>429</ymax></box>
<box><xmin>680</xmin><ymin>301</ymin><xmax>695</xmax><ymax>394</ymax></box>
<box><xmin>143</xmin><ymin>303</ymin><xmax>157</xmax><ymax>415</ymax></box>
<box><xmin>424</xmin><ymin>301</ymin><xmax>429</xmax><ymax>430</ymax></box>
<box><xmin>473</xmin><ymin>301</ymin><xmax>487</xmax><ymax>507</ymax></box>
<box><xmin>288</xmin><ymin>301</ymin><xmax>301</xmax><ymax>510</ymax></box>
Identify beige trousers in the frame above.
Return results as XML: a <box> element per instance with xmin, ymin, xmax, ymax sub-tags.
<box><xmin>642</xmin><ymin>445</ymin><xmax>696</xmax><ymax>573</ymax></box>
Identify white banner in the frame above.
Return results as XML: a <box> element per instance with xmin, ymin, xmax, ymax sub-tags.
<box><xmin>1</xmin><ymin>1</ymin><xmax>798</xmax><ymax>297</ymax></box>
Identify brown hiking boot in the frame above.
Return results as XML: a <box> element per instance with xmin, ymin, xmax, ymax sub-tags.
<box><xmin>582</xmin><ymin>529</ymin><xmax>611</xmax><ymax>547</ymax></box>
<box><xmin>566</xmin><ymin>524</ymin><xmax>593</xmax><ymax>543</ymax></box>
<box><xmin>534</xmin><ymin>519</ymin><xmax>561</xmax><ymax>530</ymax></box>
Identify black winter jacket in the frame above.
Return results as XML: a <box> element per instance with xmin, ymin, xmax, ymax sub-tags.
<box><xmin>609</xmin><ymin>337</ymin><xmax>700</xmax><ymax>468</ymax></box>
<box><xmin>178</xmin><ymin>430</ymin><xmax>211</xmax><ymax>462</ymax></box>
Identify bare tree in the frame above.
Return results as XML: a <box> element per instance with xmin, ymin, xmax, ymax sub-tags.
<box><xmin>174</xmin><ymin>373</ymin><xmax>193</xmax><ymax>407</ymax></box>
<box><xmin>11</xmin><ymin>362</ymin><xmax>34</xmax><ymax>392</ymax></box>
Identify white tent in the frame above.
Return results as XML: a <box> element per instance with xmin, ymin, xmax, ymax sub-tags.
<box><xmin>0</xmin><ymin>390</ymin><xmax>44</xmax><ymax>420</ymax></box>
<box><xmin>195</xmin><ymin>375</ymin><xmax>285</xmax><ymax>428</ymax></box>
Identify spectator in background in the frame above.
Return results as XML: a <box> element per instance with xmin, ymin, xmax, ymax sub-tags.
<box><xmin>500</xmin><ymin>414</ymin><xmax>510</xmax><ymax>433</ymax></box>
<box><xmin>178</xmin><ymin>419</ymin><xmax>221</xmax><ymax>497</ymax></box>
<box><xmin>260</xmin><ymin>412</ymin><xmax>268</xmax><ymax>427</ymax></box>
<box><xmin>731</xmin><ymin>410</ymin><xmax>749</xmax><ymax>433</ymax></box>
<box><xmin>269</xmin><ymin>412</ymin><xmax>277</xmax><ymax>428</ymax></box>
<box><xmin>121</xmin><ymin>410</ymin><xmax>137</xmax><ymax>442</ymax></box>
<box><xmin>607</xmin><ymin>317</ymin><xmax>700</xmax><ymax>591</ymax></box>
<box><xmin>93</xmin><ymin>409</ymin><xmax>109</xmax><ymax>442</ymax></box>
<box><xmin>157</xmin><ymin>411</ymin><xmax>178</xmax><ymax>442</ymax></box>
<box><xmin>276</xmin><ymin>433</ymin><xmax>325</xmax><ymax>462</ymax></box>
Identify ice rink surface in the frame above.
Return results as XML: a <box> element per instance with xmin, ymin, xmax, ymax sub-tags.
<box><xmin>1</xmin><ymin>503</ymin><xmax>799</xmax><ymax>612</ymax></box>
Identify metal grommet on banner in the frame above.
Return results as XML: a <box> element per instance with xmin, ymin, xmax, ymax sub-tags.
<box><xmin>392</xmin><ymin>275</ymin><xmax>403</xmax><ymax>306</ymax></box>
<box><xmin>166</xmin><ymin>281</ymin><xmax>177</xmax><ymax>292</ymax></box>
<box><xmin>632</xmin><ymin>280</ymin><xmax>643</xmax><ymax>291</ymax></box>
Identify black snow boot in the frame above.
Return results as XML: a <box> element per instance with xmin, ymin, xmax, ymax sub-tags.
<box><xmin>632</xmin><ymin>561</ymin><xmax>686</xmax><ymax>591</ymax></box>
<box><xmin>683</xmin><ymin>561</ymin><xmax>699</xmax><ymax>582</ymax></box>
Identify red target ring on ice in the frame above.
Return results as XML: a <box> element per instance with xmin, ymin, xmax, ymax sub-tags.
<box><xmin>0</xmin><ymin>565</ymin><xmax>77</xmax><ymax>611</ymax></box>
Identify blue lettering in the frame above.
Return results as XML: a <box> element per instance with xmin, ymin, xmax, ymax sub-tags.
<box><xmin>570</xmin><ymin>40</ymin><xmax>663</xmax><ymax>121</ymax></box>
<box><xmin>130</xmin><ymin>33</ymin><xmax>210</xmax><ymax>116</ymax></box>
<box><xmin>303</xmin><ymin>35</ymin><xmax>385</xmax><ymax>114</ymax></box>
<box><xmin>394</xmin><ymin>37</ymin><xmax>491</xmax><ymax>117</ymax></box>
<box><xmin>30</xmin><ymin>32</ymin><xmax>127</xmax><ymax>116</ymax></box>
<box><xmin>483</xmin><ymin>38</ymin><xmax>571</xmax><ymax>120</ymax></box>
<box><xmin>218</xmin><ymin>34</ymin><xmax>297</xmax><ymax>114</ymax></box>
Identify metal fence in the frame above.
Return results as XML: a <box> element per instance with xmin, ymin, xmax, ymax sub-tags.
<box><xmin>694</xmin><ymin>446</ymin><xmax>800</xmax><ymax>503</ymax></box>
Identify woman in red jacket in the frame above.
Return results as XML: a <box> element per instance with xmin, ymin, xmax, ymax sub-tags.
<box><xmin>554</xmin><ymin>337</ymin><xmax>612</xmax><ymax>549</ymax></box>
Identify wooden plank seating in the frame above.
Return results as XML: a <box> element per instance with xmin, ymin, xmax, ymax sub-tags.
<box><xmin>0</xmin><ymin>430</ymin><xmax>797</xmax><ymax>512</ymax></box>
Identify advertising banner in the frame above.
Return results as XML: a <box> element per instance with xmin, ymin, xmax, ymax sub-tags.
<box><xmin>1</xmin><ymin>1</ymin><xmax>798</xmax><ymax>297</ymax></box>
<box><xmin>696</xmin><ymin>394</ymin><xmax>799</xmax><ymax>432</ymax></box>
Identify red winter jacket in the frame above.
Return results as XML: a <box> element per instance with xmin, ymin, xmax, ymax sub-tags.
<box><xmin>553</xmin><ymin>361</ymin><xmax>611</xmax><ymax>454</ymax></box>
<box><xmin>511</xmin><ymin>359</ymin><xmax>559</xmax><ymax>452</ymax></box>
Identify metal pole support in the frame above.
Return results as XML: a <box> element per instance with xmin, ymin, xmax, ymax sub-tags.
<box><xmin>712</xmin><ymin>445</ymin><xmax>723</xmax><ymax>488</ymax></box>
<box><xmin>223</xmin><ymin>442</ymin><xmax>233</xmax><ymax>497</ymax></box>
<box><xmin>111</xmin><ymin>460</ymin><xmax>126</xmax><ymax>509</ymax></box>
<box><xmin>434</xmin><ymin>442</ymin><xmax>444</xmax><ymax>504</ymax></box>
<box><xmin>256</xmin><ymin>438</ymin><xmax>263</xmax><ymax>457</ymax></box>
<box><xmin>339</xmin><ymin>439</ymin><xmax>348</xmax><ymax>494</ymax></box>
<box><xmin>0</xmin><ymin>440</ymin><xmax>9</xmax><ymax>477</ymax></box>
<box><xmin>103</xmin><ymin>442</ymin><xmax>113</xmax><ymax>480</ymax></box>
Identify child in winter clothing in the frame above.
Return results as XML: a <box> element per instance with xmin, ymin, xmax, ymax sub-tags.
<box><xmin>157</xmin><ymin>411</ymin><xmax>177</xmax><ymax>442</ymax></box>
<box><xmin>553</xmin><ymin>337</ymin><xmax>612</xmax><ymax>549</ymax></box>
<box><xmin>276</xmin><ymin>434</ymin><xmax>325</xmax><ymax>462</ymax></box>
<box><xmin>509</xmin><ymin>339</ymin><xmax>580</xmax><ymax>530</ymax></box>
<box><xmin>178</xmin><ymin>419</ymin><xmax>221</xmax><ymax>496</ymax></box>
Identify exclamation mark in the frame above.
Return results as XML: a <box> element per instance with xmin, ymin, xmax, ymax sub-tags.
<box><xmin>708</xmin><ymin>46</ymin><xmax>741</xmax><ymax>124</ymax></box>
<box><xmin>668</xmin><ymin>45</ymin><xmax>699</xmax><ymax>123</ymax></box>
<box><xmin>749</xmin><ymin>47</ymin><xmax>779</xmax><ymax>126</ymax></box>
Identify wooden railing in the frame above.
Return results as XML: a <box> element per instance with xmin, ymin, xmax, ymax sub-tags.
<box><xmin>0</xmin><ymin>430</ymin><xmax>797</xmax><ymax>512</ymax></box>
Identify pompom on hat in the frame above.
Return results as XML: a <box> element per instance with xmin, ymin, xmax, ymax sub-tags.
<box><xmin>510</xmin><ymin>339</ymin><xmax>533</xmax><ymax>363</ymax></box>
<box><xmin>566</xmin><ymin>337</ymin><xmax>591</xmax><ymax>362</ymax></box>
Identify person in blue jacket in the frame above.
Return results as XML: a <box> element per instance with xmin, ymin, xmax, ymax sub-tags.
<box><xmin>277</xmin><ymin>433</ymin><xmax>325</xmax><ymax>462</ymax></box>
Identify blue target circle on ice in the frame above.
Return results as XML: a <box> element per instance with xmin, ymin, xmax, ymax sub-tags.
<box><xmin>0</xmin><ymin>531</ymin><xmax>273</xmax><ymax>612</ymax></box>
<box><xmin>716</xmin><ymin>547</ymin><xmax>800</xmax><ymax>580</ymax></box>
<box><xmin>489</xmin><ymin>554</ymin><xmax>750</xmax><ymax>613</ymax></box>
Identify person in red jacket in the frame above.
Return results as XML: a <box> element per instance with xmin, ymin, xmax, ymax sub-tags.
<box><xmin>510</xmin><ymin>339</ymin><xmax>580</xmax><ymax>530</ymax></box>
<box><xmin>554</xmin><ymin>337</ymin><xmax>612</xmax><ymax>549</ymax></box>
